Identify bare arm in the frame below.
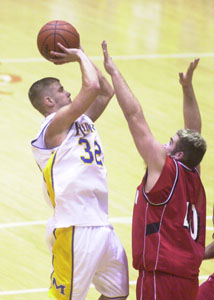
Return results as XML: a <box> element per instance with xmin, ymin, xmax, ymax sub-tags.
<box><xmin>179</xmin><ymin>58</ymin><xmax>202</xmax><ymax>173</ymax></box>
<box><xmin>45</xmin><ymin>43</ymin><xmax>100</xmax><ymax>148</ymax></box>
<box><xmin>179</xmin><ymin>58</ymin><xmax>201</xmax><ymax>133</ymax></box>
<box><xmin>203</xmin><ymin>240</ymin><xmax>214</xmax><ymax>260</ymax></box>
<box><xmin>102</xmin><ymin>41</ymin><xmax>166</xmax><ymax>191</ymax></box>
<box><xmin>205</xmin><ymin>206</ymin><xmax>214</xmax><ymax>259</ymax></box>
<box><xmin>75</xmin><ymin>45</ymin><xmax>114</xmax><ymax>122</ymax></box>
<box><xmin>85</xmin><ymin>60</ymin><xmax>114</xmax><ymax>122</ymax></box>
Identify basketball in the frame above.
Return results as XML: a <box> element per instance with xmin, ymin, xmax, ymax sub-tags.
<box><xmin>37</xmin><ymin>20</ymin><xmax>80</xmax><ymax>60</ymax></box>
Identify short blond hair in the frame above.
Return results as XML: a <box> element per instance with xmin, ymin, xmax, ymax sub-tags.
<box><xmin>28</xmin><ymin>77</ymin><xmax>59</xmax><ymax>115</ymax></box>
<box><xmin>173</xmin><ymin>129</ymin><xmax>207</xmax><ymax>168</ymax></box>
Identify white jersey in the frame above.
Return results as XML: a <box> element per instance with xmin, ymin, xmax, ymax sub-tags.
<box><xmin>31</xmin><ymin>113</ymin><xmax>110</xmax><ymax>229</ymax></box>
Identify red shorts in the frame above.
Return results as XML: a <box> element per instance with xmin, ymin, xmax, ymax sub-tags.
<box><xmin>197</xmin><ymin>273</ymin><xmax>214</xmax><ymax>300</ymax></box>
<box><xmin>137</xmin><ymin>270</ymin><xmax>199</xmax><ymax>300</ymax></box>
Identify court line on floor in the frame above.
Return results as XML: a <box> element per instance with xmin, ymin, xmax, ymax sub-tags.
<box><xmin>0</xmin><ymin>217</ymin><xmax>131</xmax><ymax>228</ymax></box>
<box><xmin>0</xmin><ymin>216</ymin><xmax>213</xmax><ymax>229</ymax></box>
<box><xmin>0</xmin><ymin>218</ymin><xmax>211</xmax><ymax>295</ymax></box>
<box><xmin>0</xmin><ymin>52</ymin><xmax>214</xmax><ymax>63</ymax></box>
<box><xmin>0</xmin><ymin>277</ymin><xmax>209</xmax><ymax>296</ymax></box>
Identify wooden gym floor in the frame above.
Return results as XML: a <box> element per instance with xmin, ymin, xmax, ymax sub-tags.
<box><xmin>0</xmin><ymin>0</ymin><xmax>213</xmax><ymax>299</ymax></box>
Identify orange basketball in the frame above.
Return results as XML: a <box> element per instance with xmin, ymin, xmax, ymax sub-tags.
<box><xmin>37</xmin><ymin>20</ymin><xmax>80</xmax><ymax>60</ymax></box>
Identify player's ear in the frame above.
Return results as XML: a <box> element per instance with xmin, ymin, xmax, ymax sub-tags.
<box><xmin>173</xmin><ymin>151</ymin><xmax>184</xmax><ymax>160</ymax></box>
<box><xmin>44</xmin><ymin>96</ymin><xmax>55</xmax><ymax>107</ymax></box>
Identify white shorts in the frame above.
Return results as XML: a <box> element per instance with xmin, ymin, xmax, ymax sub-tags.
<box><xmin>49</xmin><ymin>225</ymin><xmax>129</xmax><ymax>300</ymax></box>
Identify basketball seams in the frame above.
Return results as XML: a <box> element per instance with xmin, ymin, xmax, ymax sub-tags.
<box><xmin>38</xmin><ymin>32</ymin><xmax>79</xmax><ymax>45</ymax></box>
<box><xmin>53</xmin><ymin>22</ymin><xmax>57</xmax><ymax>52</ymax></box>
<box><xmin>57</xmin><ymin>29</ymin><xmax>79</xmax><ymax>39</ymax></box>
<box><xmin>55</xmin><ymin>33</ymin><xmax>79</xmax><ymax>45</ymax></box>
<box><xmin>40</xmin><ymin>34</ymin><xmax>53</xmax><ymax>58</ymax></box>
<box><xmin>38</xmin><ymin>29</ymin><xmax>79</xmax><ymax>40</ymax></box>
<box><xmin>55</xmin><ymin>34</ymin><xmax>72</xmax><ymax>49</ymax></box>
<box><xmin>37</xmin><ymin>20</ymin><xmax>80</xmax><ymax>60</ymax></box>
<box><xmin>40</xmin><ymin>33</ymin><xmax>79</xmax><ymax>58</ymax></box>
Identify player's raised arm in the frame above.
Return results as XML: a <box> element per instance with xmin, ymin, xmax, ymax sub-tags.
<box><xmin>179</xmin><ymin>58</ymin><xmax>202</xmax><ymax>173</ymax></box>
<box><xmin>77</xmin><ymin>45</ymin><xmax>114</xmax><ymax>122</ymax></box>
<box><xmin>102</xmin><ymin>41</ymin><xmax>166</xmax><ymax>186</ymax></box>
<box><xmin>179</xmin><ymin>58</ymin><xmax>201</xmax><ymax>133</ymax></box>
<box><xmin>44</xmin><ymin>43</ymin><xmax>100</xmax><ymax>148</ymax></box>
<box><xmin>84</xmin><ymin>61</ymin><xmax>114</xmax><ymax>122</ymax></box>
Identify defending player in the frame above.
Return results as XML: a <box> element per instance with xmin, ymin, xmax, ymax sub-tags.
<box><xmin>28</xmin><ymin>43</ymin><xmax>129</xmax><ymax>300</ymax></box>
<box><xmin>102</xmin><ymin>40</ymin><xmax>206</xmax><ymax>300</ymax></box>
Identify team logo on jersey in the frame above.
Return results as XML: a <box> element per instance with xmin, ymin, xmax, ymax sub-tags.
<box><xmin>74</xmin><ymin>121</ymin><xmax>96</xmax><ymax>137</ymax></box>
<box><xmin>52</xmin><ymin>277</ymin><xmax>66</xmax><ymax>295</ymax></box>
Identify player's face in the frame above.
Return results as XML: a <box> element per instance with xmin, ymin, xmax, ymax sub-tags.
<box><xmin>163</xmin><ymin>134</ymin><xmax>179</xmax><ymax>156</ymax></box>
<box><xmin>49</xmin><ymin>81</ymin><xmax>71</xmax><ymax>109</ymax></box>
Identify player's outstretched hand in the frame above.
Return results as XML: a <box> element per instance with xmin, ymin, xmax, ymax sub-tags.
<box><xmin>102</xmin><ymin>41</ymin><xmax>117</xmax><ymax>75</ymax></box>
<box><xmin>50</xmin><ymin>43</ymin><xmax>81</xmax><ymax>64</ymax></box>
<box><xmin>179</xmin><ymin>58</ymin><xmax>200</xmax><ymax>88</ymax></box>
